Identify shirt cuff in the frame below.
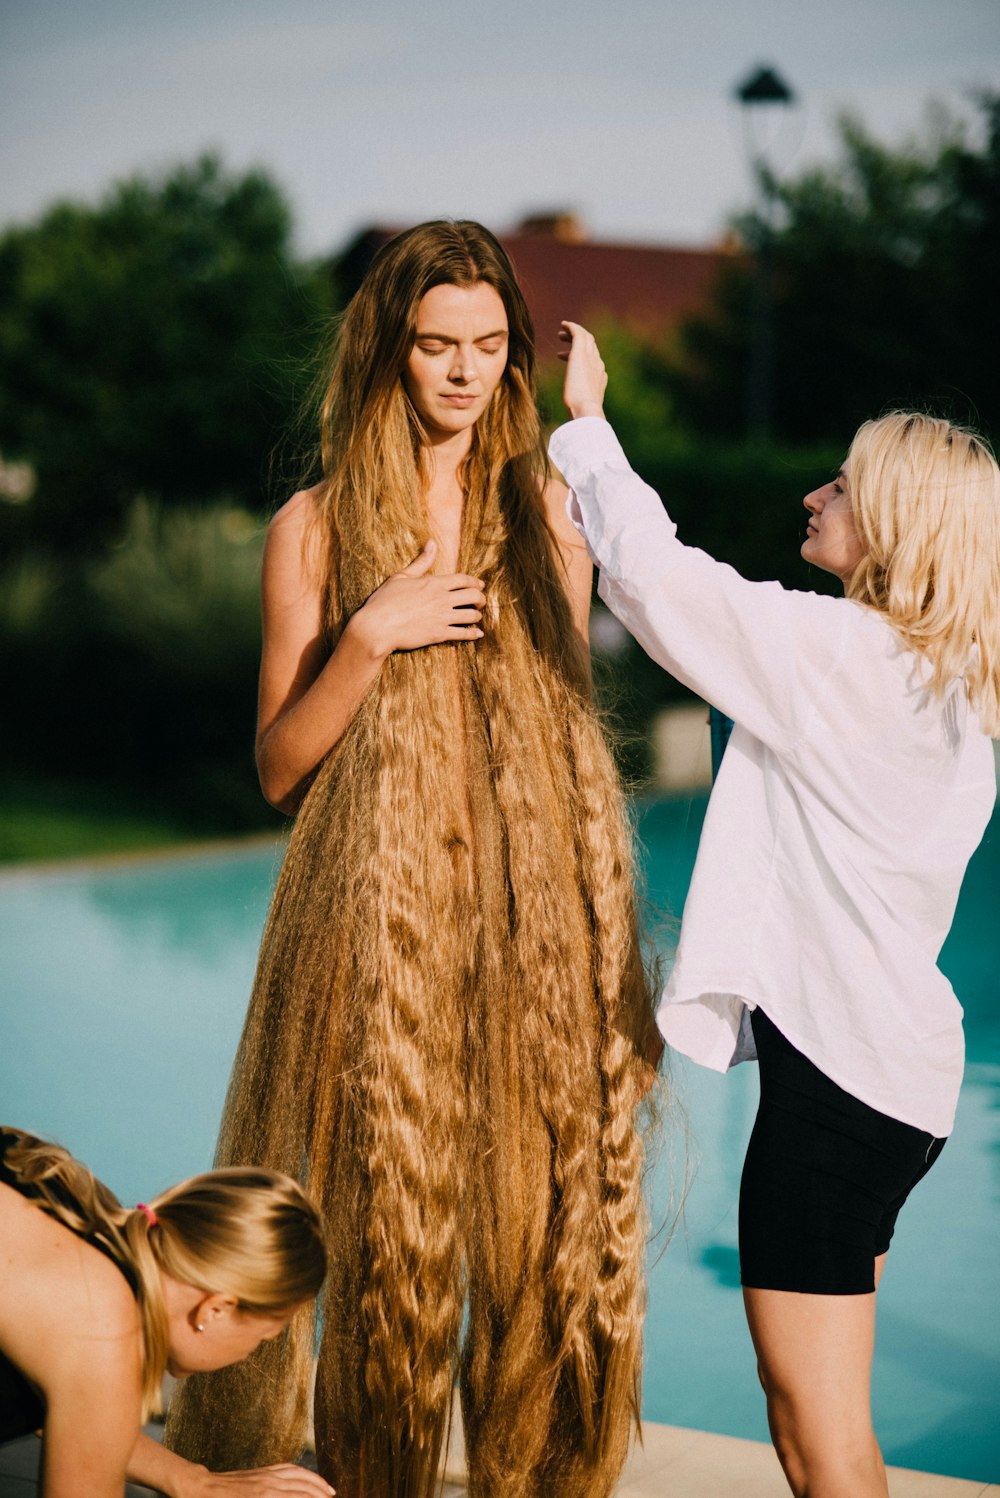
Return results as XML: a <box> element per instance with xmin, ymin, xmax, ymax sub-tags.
<box><xmin>549</xmin><ymin>417</ymin><xmax>630</xmax><ymax>493</ymax></box>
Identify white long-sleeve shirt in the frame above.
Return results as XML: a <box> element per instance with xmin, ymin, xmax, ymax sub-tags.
<box><xmin>550</xmin><ymin>417</ymin><xmax>996</xmax><ymax>1136</ymax></box>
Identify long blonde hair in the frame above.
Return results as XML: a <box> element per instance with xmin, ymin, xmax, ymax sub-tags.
<box><xmin>3</xmin><ymin>1127</ymin><xmax>326</xmax><ymax>1421</ymax></box>
<box><xmin>846</xmin><ymin>411</ymin><xmax>1000</xmax><ymax>735</ymax></box>
<box><xmin>167</xmin><ymin>220</ymin><xmax>658</xmax><ymax>1498</ymax></box>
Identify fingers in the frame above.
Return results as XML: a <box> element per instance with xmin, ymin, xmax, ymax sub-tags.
<box><xmin>558</xmin><ymin>321</ymin><xmax>601</xmax><ymax>352</ymax></box>
<box><xmin>209</xmin><ymin>1462</ymin><xmax>335</xmax><ymax>1495</ymax></box>
<box><xmin>270</xmin><ymin>1463</ymin><xmax>335</xmax><ymax>1495</ymax></box>
<box><xmin>400</xmin><ymin>549</ymin><xmax>485</xmax><ymax>595</ymax></box>
<box><xmin>444</xmin><ymin>586</ymin><xmax>486</xmax><ymax>610</ymax></box>
<box><xmin>557</xmin><ymin>322</ymin><xmax>601</xmax><ymax>355</ymax></box>
<box><xmin>448</xmin><ymin>597</ymin><xmax>484</xmax><ymax>629</ymax></box>
<box><xmin>402</xmin><ymin>538</ymin><xmax>437</xmax><ymax>576</ymax></box>
<box><xmin>448</xmin><ymin>585</ymin><xmax>484</xmax><ymax>628</ymax></box>
<box><xmin>442</xmin><ymin>618</ymin><xmax>484</xmax><ymax>642</ymax></box>
<box><xmin>558</xmin><ymin>318</ymin><xmax>607</xmax><ymax>418</ymax></box>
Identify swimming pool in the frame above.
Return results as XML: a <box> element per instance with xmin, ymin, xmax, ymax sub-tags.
<box><xmin>2</xmin><ymin>796</ymin><xmax>998</xmax><ymax>1482</ymax></box>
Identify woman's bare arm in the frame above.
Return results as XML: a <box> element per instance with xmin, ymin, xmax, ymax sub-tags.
<box><xmin>542</xmin><ymin>476</ymin><xmax>593</xmax><ymax>650</ymax></box>
<box><xmin>43</xmin><ymin>1362</ymin><xmax>140</xmax><ymax>1498</ymax></box>
<box><xmin>255</xmin><ymin>490</ymin><xmax>486</xmax><ymax>814</ymax></box>
<box><xmin>255</xmin><ymin>491</ymin><xmax>384</xmax><ymax>814</ymax></box>
<box><xmin>37</xmin><ymin>1268</ymin><xmax>141</xmax><ymax>1498</ymax></box>
<box><xmin>0</xmin><ymin>1187</ymin><xmax>140</xmax><ymax>1498</ymax></box>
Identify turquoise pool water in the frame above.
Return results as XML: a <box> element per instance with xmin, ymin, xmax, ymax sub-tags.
<box><xmin>2</xmin><ymin>797</ymin><xmax>998</xmax><ymax>1482</ymax></box>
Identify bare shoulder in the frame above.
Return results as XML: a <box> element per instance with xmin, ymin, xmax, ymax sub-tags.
<box><xmin>0</xmin><ymin>1184</ymin><xmax>139</xmax><ymax>1399</ymax></box>
<box><xmin>541</xmin><ymin>475</ymin><xmax>588</xmax><ymax>552</ymax></box>
<box><xmin>263</xmin><ymin>484</ymin><xmax>328</xmax><ymax>599</ymax></box>
<box><xmin>268</xmin><ymin>483</ymin><xmax>326</xmax><ymax>556</ymax></box>
<box><xmin>270</xmin><ymin>482</ymin><xmax>323</xmax><ymax>534</ymax></box>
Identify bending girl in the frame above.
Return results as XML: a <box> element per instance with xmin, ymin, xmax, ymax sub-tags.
<box><xmin>0</xmin><ymin>1124</ymin><xmax>329</xmax><ymax>1498</ymax></box>
<box><xmin>551</xmin><ymin>324</ymin><xmax>999</xmax><ymax>1498</ymax></box>
<box><xmin>167</xmin><ymin>223</ymin><xmax>657</xmax><ymax>1498</ymax></box>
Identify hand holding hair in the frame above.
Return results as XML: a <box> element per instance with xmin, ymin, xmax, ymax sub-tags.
<box><xmin>350</xmin><ymin>537</ymin><xmax>487</xmax><ymax>659</ymax></box>
<box><xmin>558</xmin><ymin>321</ymin><xmax>608</xmax><ymax>420</ymax></box>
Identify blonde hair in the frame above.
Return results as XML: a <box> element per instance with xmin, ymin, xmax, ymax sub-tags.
<box><xmin>167</xmin><ymin>221</ymin><xmax>658</xmax><ymax>1498</ymax></box>
<box><xmin>2</xmin><ymin>1128</ymin><xmax>326</xmax><ymax>1422</ymax></box>
<box><xmin>845</xmin><ymin>411</ymin><xmax>1000</xmax><ymax>735</ymax></box>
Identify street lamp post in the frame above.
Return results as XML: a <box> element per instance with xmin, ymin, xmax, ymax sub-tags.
<box><xmin>733</xmin><ymin>64</ymin><xmax>796</xmax><ymax>446</ymax></box>
<box><xmin>710</xmin><ymin>66</ymin><xmax>795</xmax><ymax>781</ymax></box>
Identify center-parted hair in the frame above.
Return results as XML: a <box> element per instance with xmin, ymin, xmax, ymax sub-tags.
<box><xmin>166</xmin><ymin>220</ymin><xmax>658</xmax><ymax>1498</ymax></box>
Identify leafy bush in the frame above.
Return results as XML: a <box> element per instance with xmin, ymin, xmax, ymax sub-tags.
<box><xmin>89</xmin><ymin>499</ymin><xmax>263</xmax><ymax>678</ymax></box>
<box><xmin>0</xmin><ymin>498</ymin><xmax>274</xmax><ymax>829</ymax></box>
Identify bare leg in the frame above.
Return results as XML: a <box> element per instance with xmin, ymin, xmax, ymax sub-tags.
<box><xmin>743</xmin><ymin>1253</ymin><xmax>889</xmax><ymax>1498</ymax></box>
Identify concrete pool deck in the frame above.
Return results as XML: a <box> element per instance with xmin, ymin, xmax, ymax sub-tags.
<box><xmin>605</xmin><ymin>1421</ymin><xmax>999</xmax><ymax>1495</ymax></box>
<box><xmin>2</xmin><ymin>1420</ymin><xmax>995</xmax><ymax>1496</ymax></box>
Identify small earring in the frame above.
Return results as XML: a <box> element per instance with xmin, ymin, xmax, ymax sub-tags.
<box><xmin>195</xmin><ymin>1323</ymin><xmax>205</xmax><ymax>1333</ymax></box>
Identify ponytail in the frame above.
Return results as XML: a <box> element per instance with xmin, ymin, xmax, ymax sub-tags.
<box><xmin>3</xmin><ymin>1129</ymin><xmax>326</xmax><ymax>1420</ymax></box>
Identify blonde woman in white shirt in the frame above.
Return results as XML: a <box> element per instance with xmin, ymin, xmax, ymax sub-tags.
<box><xmin>551</xmin><ymin>323</ymin><xmax>1000</xmax><ymax>1498</ymax></box>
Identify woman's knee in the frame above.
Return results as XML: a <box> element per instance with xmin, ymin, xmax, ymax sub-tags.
<box><xmin>764</xmin><ymin>1385</ymin><xmax>882</xmax><ymax>1496</ymax></box>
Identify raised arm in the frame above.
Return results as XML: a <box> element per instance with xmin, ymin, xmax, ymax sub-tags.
<box><xmin>255</xmin><ymin>489</ymin><xmax>486</xmax><ymax>814</ymax></box>
<box><xmin>550</xmin><ymin>325</ymin><xmax>850</xmax><ymax>756</ymax></box>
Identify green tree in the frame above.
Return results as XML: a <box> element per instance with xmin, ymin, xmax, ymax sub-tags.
<box><xmin>0</xmin><ymin>155</ymin><xmax>335</xmax><ymax>552</ymax></box>
<box><xmin>673</xmin><ymin>93</ymin><xmax>1000</xmax><ymax>445</ymax></box>
<box><xmin>539</xmin><ymin>317</ymin><xmax>677</xmax><ymax>452</ymax></box>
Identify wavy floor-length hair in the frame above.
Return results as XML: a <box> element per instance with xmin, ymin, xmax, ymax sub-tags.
<box><xmin>166</xmin><ymin>220</ymin><xmax>658</xmax><ymax>1498</ymax></box>
<box><xmin>846</xmin><ymin>411</ymin><xmax>1000</xmax><ymax>735</ymax></box>
<box><xmin>2</xmin><ymin>1126</ymin><xmax>326</xmax><ymax>1421</ymax></box>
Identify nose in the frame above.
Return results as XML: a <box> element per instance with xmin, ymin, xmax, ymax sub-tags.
<box><xmin>448</xmin><ymin>347</ymin><xmax>477</xmax><ymax>384</ymax></box>
<box><xmin>803</xmin><ymin>485</ymin><xmax>825</xmax><ymax>514</ymax></box>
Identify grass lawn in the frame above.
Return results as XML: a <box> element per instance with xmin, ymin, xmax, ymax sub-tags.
<box><xmin>0</xmin><ymin>780</ymin><xmax>272</xmax><ymax>864</ymax></box>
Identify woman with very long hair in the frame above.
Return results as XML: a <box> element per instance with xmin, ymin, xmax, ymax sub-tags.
<box><xmin>551</xmin><ymin>324</ymin><xmax>1000</xmax><ymax>1498</ymax></box>
<box><xmin>166</xmin><ymin>222</ymin><xmax>659</xmax><ymax>1498</ymax></box>
<box><xmin>0</xmin><ymin>1125</ymin><xmax>328</xmax><ymax>1498</ymax></box>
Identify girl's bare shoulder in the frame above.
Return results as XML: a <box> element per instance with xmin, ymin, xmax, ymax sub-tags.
<box><xmin>264</xmin><ymin>484</ymin><xmax>329</xmax><ymax>593</ymax></box>
<box><xmin>0</xmin><ymin>1183</ymin><xmax>138</xmax><ymax>1393</ymax></box>
<box><xmin>271</xmin><ymin>482</ymin><xmax>324</xmax><ymax>529</ymax></box>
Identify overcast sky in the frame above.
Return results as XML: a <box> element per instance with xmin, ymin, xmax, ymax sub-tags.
<box><xmin>2</xmin><ymin>0</ymin><xmax>998</xmax><ymax>257</ymax></box>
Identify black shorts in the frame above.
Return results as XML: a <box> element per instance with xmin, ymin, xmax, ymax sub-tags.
<box><xmin>739</xmin><ymin>1008</ymin><xmax>946</xmax><ymax>1295</ymax></box>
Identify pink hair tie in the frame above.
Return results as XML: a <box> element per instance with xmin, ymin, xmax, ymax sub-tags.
<box><xmin>136</xmin><ymin>1202</ymin><xmax>159</xmax><ymax>1228</ymax></box>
